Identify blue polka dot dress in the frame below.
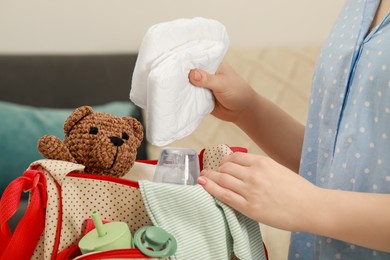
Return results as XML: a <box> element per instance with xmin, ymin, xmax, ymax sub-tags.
<box><xmin>289</xmin><ymin>0</ymin><xmax>390</xmax><ymax>259</ymax></box>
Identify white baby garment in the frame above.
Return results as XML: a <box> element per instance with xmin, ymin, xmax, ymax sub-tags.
<box><xmin>130</xmin><ymin>17</ymin><xmax>229</xmax><ymax>146</ymax></box>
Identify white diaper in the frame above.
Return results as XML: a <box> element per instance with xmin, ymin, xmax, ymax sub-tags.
<box><xmin>130</xmin><ymin>17</ymin><xmax>229</xmax><ymax>146</ymax></box>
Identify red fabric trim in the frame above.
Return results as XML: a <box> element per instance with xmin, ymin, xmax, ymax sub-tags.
<box><xmin>57</xmin><ymin>246</ymin><xmax>149</xmax><ymax>260</ymax></box>
<box><xmin>56</xmin><ymin>244</ymin><xmax>82</xmax><ymax>260</ymax></box>
<box><xmin>230</xmin><ymin>146</ymin><xmax>248</xmax><ymax>153</ymax></box>
<box><xmin>67</xmin><ymin>173</ymin><xmax>140</xmax><ymax>188</ymax></box>
<box><xmin>263</xmin><ymin>242</ymin><xmax>269</xmax><ymax>260</ymax></box>
<box><xmin>199</xmin><ymin>148</ymin><xmax>206</xmax><ymax>170</ymax></box>
<box><xmin>135</xmin><ymin>159</ymin><xmax>158</xmax><ymax>165</ymax></box>
<box><xmin>75</xmin><ymin>248</ymin><xmax>150</xmax><ymax>259</ymax></box>
<box><xmin>66</xmin><ymin>159</ymin><xmax>159</xmax><ymax>188</ymax></box>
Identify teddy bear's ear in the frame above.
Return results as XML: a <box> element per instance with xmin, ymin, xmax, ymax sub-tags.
<box><xmin>123</xmin><ymin>117</ymin><xmax>144</xmax><ymax>147</ymax></box>
<box><xmin>64</xmin><ymin>106</ymin><xmax>94</xmax><ymax>136</ymax></box>
<box><xmin>38</xmin><ymin>135</ymin><xmax>77</xmax><ymax>163</ymax></box>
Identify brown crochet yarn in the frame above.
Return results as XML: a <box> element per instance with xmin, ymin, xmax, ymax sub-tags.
<box><xmin>38</xmin><ymin>106</ymin><xmax>144</xmax><ymax>177</ymax></box>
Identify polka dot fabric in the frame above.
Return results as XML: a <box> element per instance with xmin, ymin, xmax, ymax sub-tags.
<box><xmin>202</xmin><ymin>144</ymin><xmax>234</xmax><ymax>170</ymax></box>
<box><xmin>289</xmin><ymin>0</ymin><xmax>390</xmax><ymax>259</ymax></box>
<box><xmin>25</xmin><ymin>159</ymin><xmax>152</xmax><ymax>259</ymax></box>
<box><xmin>60</xmin><ymin>176</ymin><xmax>152</xmax><ymax>251</ymax></box>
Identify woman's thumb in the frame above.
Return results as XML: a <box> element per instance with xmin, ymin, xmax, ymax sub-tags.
<box><xmin>189</xmin><ymin>69</ymin><xmax>217</xmax><ymax>90</ymax></box>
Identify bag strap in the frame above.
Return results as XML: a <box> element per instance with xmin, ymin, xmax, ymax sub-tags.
<box><xmin>0</xmin><ymin>170</ymin><xmax>48</xmax><ymax>260</ymax></box>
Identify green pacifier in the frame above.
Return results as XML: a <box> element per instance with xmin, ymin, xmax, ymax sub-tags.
<box><xmin>134</xmin><ymin>226</ymin><xmax>177</xmax><ymax>258</ymax></box>
<box><xmin>78</xmin><ymin>211</ymin><xmax>132</xmax><ymax>254</ymax></box>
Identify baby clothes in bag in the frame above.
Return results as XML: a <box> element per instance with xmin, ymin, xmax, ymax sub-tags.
<box><xmin>130</xmin><ymin>17</ymin><xmax>229</xmax><ymax>146</ymax></box>
<box><xmin>139</xmin><ymin>144</ymin><xmax>267</xmax><ymax>260</ymax></box>
<box><xmin>139</xmin><ymin>181</ymin><xmax>267</xmax><ymax>260</ymax></box>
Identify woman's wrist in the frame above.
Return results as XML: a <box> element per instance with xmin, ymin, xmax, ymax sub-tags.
<box><xmin>233</xmin><ymin>88</ymin><xmax>261</xmax><ymax>127</ymax></box>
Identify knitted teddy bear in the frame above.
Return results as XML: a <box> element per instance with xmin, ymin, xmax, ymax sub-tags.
<box><xmin>37</xmin><ymin>106</ymin><xmax>144</xmax><ymax>177</ymax></box>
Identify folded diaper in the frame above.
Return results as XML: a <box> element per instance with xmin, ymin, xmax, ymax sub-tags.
<box><xmin>130</xmin><ymin>17</ymin><xmax>229</xmax><ymax>146</ymax></box>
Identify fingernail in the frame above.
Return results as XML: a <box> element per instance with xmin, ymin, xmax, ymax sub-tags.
<box><xmin>197</xmin><ymin>176</ymin><xmax>207</xmax><ymax>185</ymax></box>
<box><xmin>193</xmin><ymin>70</ymin><xmax>202</xmax><ymax>81</ymax></box>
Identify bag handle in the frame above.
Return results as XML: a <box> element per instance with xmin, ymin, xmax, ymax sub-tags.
<box><xmin>0</xmin><ymin>170</ymin><xmax>48</xmax><ymax>260</ymax></box>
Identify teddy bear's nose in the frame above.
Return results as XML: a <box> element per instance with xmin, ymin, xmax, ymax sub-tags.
<box><xmin>109</xmin><ymin>136</ymin><xmax>124</xmax><ymax>147</ymax></box>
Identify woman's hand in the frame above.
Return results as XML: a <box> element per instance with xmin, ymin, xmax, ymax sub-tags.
<box><xmin>189</xmin><ymin>61</ymin><xmax>258</xmax><ymax>124</ymax></box>
<box><xmin>189</xmin><ymin>62</ymin><xmax>304</xmax><ymax>172</ymax></box>
<box><xmin>198</xmin><ymin>152</ymin><xmax>390</xmax><ymax>252</ymax></box>
<box><xmin>198</xmin><ymin>152</ymin><xmax>320</xmax><ymax>232</ymax></box>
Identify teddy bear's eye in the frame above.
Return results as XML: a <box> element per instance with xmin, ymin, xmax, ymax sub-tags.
<box><xmin>122</xmin><ymin>132</ymin><xmax>129</xmax><ymax>140</ymax></box>
<box><xmin>89</xmin><ymin>127</ymin><xmax>98</xmax><ymax>135</ymax></box>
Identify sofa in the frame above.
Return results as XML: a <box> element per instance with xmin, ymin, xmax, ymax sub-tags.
<box><xmin>0</xmin><ymin>45</ymin><xmax>321</xmax><ymax>260</ymax></box>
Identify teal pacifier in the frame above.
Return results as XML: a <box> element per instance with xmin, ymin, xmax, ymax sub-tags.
<box><xmin>134</xmin><ymin>226</ymin><xmax>177</xmax><ymax>258</ymax></box>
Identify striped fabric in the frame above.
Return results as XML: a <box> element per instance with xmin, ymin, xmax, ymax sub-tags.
<box><xmin>139</xmin><ymin>181</ymin><xmax>266</xmax><ymax>260</ymax></box>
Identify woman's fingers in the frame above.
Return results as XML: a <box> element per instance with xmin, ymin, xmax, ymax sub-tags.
<box><xmin>201</xmin><ymin>167</ymin><xmax>244</xmax><ymax>191</ymax></box>
<box><xmin>221</xmin><ymin>152</ymin><xmax>261</xmax><ymax>167</ymax></box>
<box><xmin>197</xmin><ymin>171</ymin><xmax>247</xmax><ymax>210</ymax></box>
<box><xmin>216</xmin><ymin>160</ymin><xmax>248</xmax><ymax>181</ymax></box>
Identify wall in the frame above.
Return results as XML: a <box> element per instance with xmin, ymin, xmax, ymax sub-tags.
<box><xmin>0</xmin><ymin>0</ymin><xmax>345</xmax><ymax>54</ymax></box>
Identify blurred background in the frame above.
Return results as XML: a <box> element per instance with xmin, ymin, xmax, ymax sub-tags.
<box><xmin>0</xmin><ymin>0</ymin><xmax>343</xmax><ymax>53</ymax></box>
<box><xmin>0</xmin><ymin>1</ymin><xmax>345</xmax><ymax>259</ymax></box>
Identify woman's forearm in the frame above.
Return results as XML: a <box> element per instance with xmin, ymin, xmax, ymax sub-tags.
<box><xmin>235</xmin><ymin>93</ymin><xmax>305</xmax><ymax>173</ymax></box>
<box><xmin>306</xmin><ymin>188</ymin><xmax>390</xmax><ymax>252</ymax></box>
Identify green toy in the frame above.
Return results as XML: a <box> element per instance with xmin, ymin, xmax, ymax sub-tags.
<box><xmin>78</xmin><ymin>211</ymin><xmax>132</xmax><ymax>254</ymax></box>
<box><xmin>134</xmin><ymin>226</ymin><xmax>177</xmax><ymax>258</ymax></box>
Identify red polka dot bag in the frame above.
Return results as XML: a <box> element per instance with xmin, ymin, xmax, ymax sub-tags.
<box><xmin>0</xmin><ymin>158</ymin><xmax>159</xmax><ymax>260</ymax></box>
<box><xmin>0</xmin><ymin>145</ymin><xmax>267</xmax><ymax>260</ymax></box>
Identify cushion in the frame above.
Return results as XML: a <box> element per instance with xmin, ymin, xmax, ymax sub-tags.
<box><xmin>0</xmin><ymin>54</ymin><xmax>139</xmax><ymax>108</ymax></box>
<box><xmin>0</xmin><ymin>101</ymin><xmax>141</xmax><ymax>196</ymax></box>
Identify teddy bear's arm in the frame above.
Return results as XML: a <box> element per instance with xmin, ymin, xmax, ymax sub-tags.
<box><xmin>37</xmin><ymin>135</ymin><xmax>77</xmax><ymax>163</ymax></box>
